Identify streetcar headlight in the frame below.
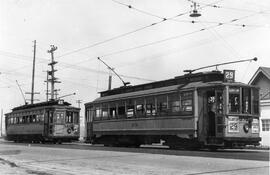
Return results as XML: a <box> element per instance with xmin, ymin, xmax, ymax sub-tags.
<box><xmin>243</xmin><ymin>124</ymin><xmax>249</xmax><ymax>133</ymax></box>
<box><xmin>252</xmin><ymin>119</ymin><xmax>259</xmax><ymax>133</ymax></box>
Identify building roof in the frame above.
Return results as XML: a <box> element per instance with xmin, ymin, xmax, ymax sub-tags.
<box><xmin>249</xmin><ymin>67</ymin><xmax>270</xmax><ymax>85</ymax></box>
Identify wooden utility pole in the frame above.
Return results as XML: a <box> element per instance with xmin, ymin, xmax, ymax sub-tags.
<box><xmin>26</xmin><ymin>40</ymin><xmax>39</xmax><ymax>104</ymax></box>
<box><xmin>31</xmin><ymin>40</ymin><xmax>36</xmax><ymax>104</ymax></box>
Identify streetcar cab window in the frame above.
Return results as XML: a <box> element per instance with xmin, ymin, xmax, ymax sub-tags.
<box><xmin>252</xmin><ymin>88</ymin><xmax>259</xmax><ymax>115</ymax></box>
<box><xmin>56</xmin><ymin>112</ymin><xmax>64</xmax><ymax>123</ymax></box>
<box><xmin>228</xmin><ymin>87</ymin><xmax>240</xmax><ymax>113</ymax></box>
<box><xmin>66</xmin><ymin>111</ymin><xmax>73</xmax><ymax>123</ymax></box>
<box><xmin>242</xmin><ymin>88</ymin><xmax>251</xmax><ymax>114</ymax></box>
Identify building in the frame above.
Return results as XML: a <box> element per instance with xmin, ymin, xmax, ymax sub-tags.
<box><xmin>249</xmin><ymin>67</ymin><xmax>270</xmax><ymax>146</ymax></box>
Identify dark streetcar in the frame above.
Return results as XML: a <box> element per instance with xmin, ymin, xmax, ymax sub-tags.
<box><xmin>5</xmin><ymin>100</ymin><xmax>80</xmax><ymax>143</ymax></box>
<box><xmin>85</xmin><ymin>69</ymin><xmax>261</xmax><ymax>149</ymax></box>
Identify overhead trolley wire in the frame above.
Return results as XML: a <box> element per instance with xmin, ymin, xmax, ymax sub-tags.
<box><xmin>98</xmin><ymin>11</ymin><xmax>263</xmax><ymax>59</ymax></box>
<box><xmin>56</xmin><ymin>10</ymin><xmax>265</xmax><ymax>77</ymax></box>
<box><xmin>57</xmin><ymin>1</ymin><xmax>201</xmax><ymax>59</ymax></box>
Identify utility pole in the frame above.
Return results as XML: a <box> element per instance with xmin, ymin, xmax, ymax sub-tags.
<box><xmin>26</xmin><ymin>40</ymin><xmax>40</xmax><ymax>104</ymax></box>
<box><xmin>31</xmin><ymin>40</ymin><xmax>36</xmax><ymax>104</ymax></box>
<box><xmin>76</xmin><ymin>100</ymin><xmax>82</xmax><ymax>108</ymax></box>
<box><xmin>47</xmin><ymin>45</ymin><xmax>60</xmax><ymax>100</ymax></box>
<box><xmin>45</xmin><ymin>71</ymin><xmax>49</xmax><ymax>101</ymax></box>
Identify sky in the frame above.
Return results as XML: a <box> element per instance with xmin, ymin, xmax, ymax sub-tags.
<box><xmin>0</xmin><ymin>0</ymin><xmax>270</xmax><ymax>119</ymax></box>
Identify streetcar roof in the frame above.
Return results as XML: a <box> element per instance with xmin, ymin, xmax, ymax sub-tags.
<box><xmin>10</xmin><ymin>100</ymin><xmax>79</xmax><ymax>112</ymax></box>
<box><xmin>86</xmin><ymin>80</ymin><xmax>257</xmax><ymax>105</ymax></box>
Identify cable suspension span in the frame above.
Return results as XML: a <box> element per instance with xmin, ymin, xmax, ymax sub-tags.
<box><xmin>183</xmin><ymin>57</ymin><xmax>258</xmax><ymax>73</ymax></box>
<box><xmin>97</xmin><ymin>57</ymin><xmax>130</xmax><ymax>87</ymax></box>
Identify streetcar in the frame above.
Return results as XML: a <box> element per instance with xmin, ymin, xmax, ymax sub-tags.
<box><xmin>85</xmin><ymin>69</ymin><xmax>261</xmax><ymax>149</ymax></box>
<box><xmin>5</xmin><ymin>100</ymin><xmax>80</xmax><ymax>143</ymax></box>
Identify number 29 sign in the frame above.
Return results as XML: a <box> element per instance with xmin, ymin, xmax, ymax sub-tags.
<box><xmin>223</xmin><ymin>70</ymin><xmax>235</xmax><ymax>82</ymax></box>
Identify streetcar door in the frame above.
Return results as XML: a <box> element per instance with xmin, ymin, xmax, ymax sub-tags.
<box><xmin>205</xmin><ymin>89</ymin><xmax>224</xmax><ymax>140</ymax></box>
<box><xmin>206</xmin><ymin>91</ymin><xmax>216</xmax><ymax>137</ymax></box>
<box><xmin>44</xmin><ymin>110</ymin><xmax>53</xmax><ymax>137</ymax></box>
<box><xmin>86</xmin><ymin>106</ymin><xmax>94</xmax><ymax>142</ymax></box>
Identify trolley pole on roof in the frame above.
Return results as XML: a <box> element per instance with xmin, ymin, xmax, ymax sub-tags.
<box><xmin>97</xmin><ymin>57</ymin><xmax>130</xmax><ymax>88</ymax></box>
<box><xmin>184</xmin><ymin>57</ymin><xmax>258</xmax><ymax>73</ymax></box>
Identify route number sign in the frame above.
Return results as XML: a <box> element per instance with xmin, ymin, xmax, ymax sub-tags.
<box><xmin>224</xmin><ymin>70</ymin><xmax>235</xmax><ymax>82</ymax></box>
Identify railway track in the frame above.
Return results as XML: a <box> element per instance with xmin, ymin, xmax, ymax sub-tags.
<box><xmin>1</xmin><ymin>140</ymin><xmax>269</xmax><ymax>162</ymax></box>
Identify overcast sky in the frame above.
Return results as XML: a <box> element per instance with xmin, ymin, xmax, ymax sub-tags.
<box><xmin>0</xmin><ymin>0</ymin><xmax>270</xmax><ymax>114</ymax></box>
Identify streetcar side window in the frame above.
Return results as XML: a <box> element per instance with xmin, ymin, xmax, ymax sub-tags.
<box><xmin>135</xmin><ymin>98</ymin><xmax>144</xmax><ymax>117</ymax></box>
<box><xmin>252</xmin><ymin>88</ymin><xmax>259</xmax><ymax>115</ymax></box>
<box><xmin>157</xmin><ymin>95</ymin><xmax>168</xmax><ymax>115</ymax></box>
<box><xmin>145</xmin><ymin>96</ymin><xmax>156</xmax><ymax>116</ymax></box>
<box><xmin>73</xmin><ymin>112</ymin><xmax>79</xmax><ymax>124</ymax></box>
<box><xmin>101</xmin><ymin>103</ymin><xmax>109</xmax><ymax>119</ymax></box>
<box><xmin>109</xmin><ymin>103</ymin><xmax>117</xmax><ymax>119</ymax></box>
<box><xmin>181</xmin><ymin>91</ymin><xmax>193</xmax><ymax>114</ymax></box>
<box><xmin>168</xmin><ymin>93</ymin><xmax>180</xmax><ymax>114</ymax></box>
<box><xmin>95</xmin><ymin>107</ymin><xmax>102</xmax><ymax>119</ymax></box>
<box><xmin>33</xmin><ymin>115</ymin><xmax>37</xmax><ymax>123</ymax></box>
<box><xmin>117</xmin><ymin>101</ymin><xmax>126</xmax><ymax>118</ymax></box>
<box><xmin>242</xmin><ymin>88</ymin><xmax>251</xmax><ymax>114</ymax></box>
<box><xmin>228</xmin><ymin>87</ymin><xmax>240</xmax><ymax>113</ymax></box>
<box><xmin>126</xmin><ymin>99</ymin><xmax>134</xmax><ymax>118</ymax></box>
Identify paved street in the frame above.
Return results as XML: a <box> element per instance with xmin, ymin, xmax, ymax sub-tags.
<box><xmin>0</xmin><ymin>142</ymin><xmax>269</xmax><ymax>175</ymax></box>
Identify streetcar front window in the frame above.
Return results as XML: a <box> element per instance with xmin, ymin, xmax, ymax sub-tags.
<box><xmin>56</xmin><ymin>112</ymin><xmax>64</xmax><ymax>123</ymax></box>
<box><xmin>228</xmin><ymin>87</ymin><xmax>240</xmax><ymax>113</ymax></box>
<box><xmin>66</xmin><ymin>111</ymin><xmax>73</xmax><ymax>123</ymax></box>
<box><xmin>242</xmin><ymin>88</ymin><xmax>251</xmax><ymax>114</ymax></box>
